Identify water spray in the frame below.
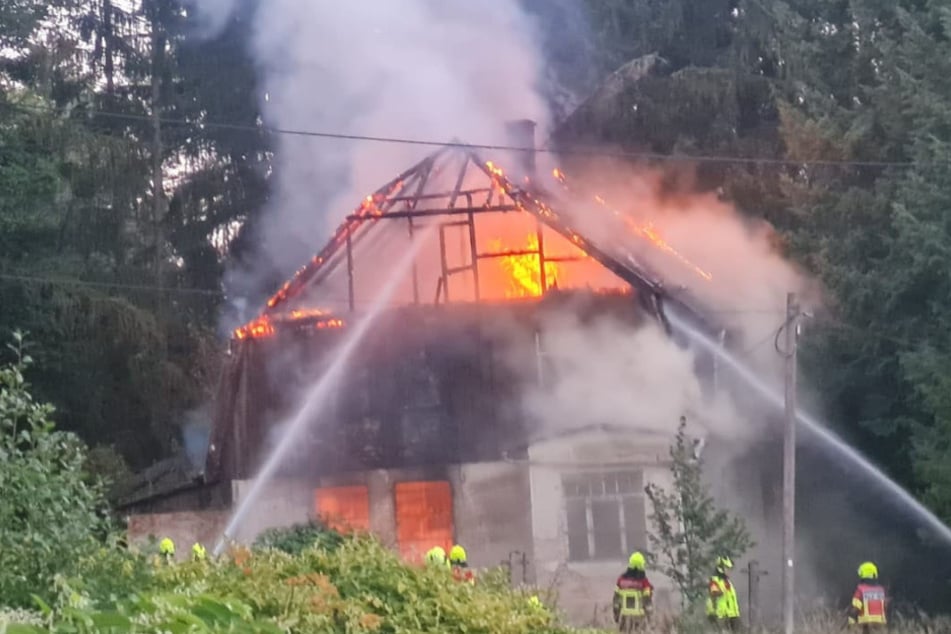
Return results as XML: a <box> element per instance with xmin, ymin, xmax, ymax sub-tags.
<box><xmin>213</xmin><ymin>226</ymin><xmax>435</xmax><ymax>556</ymax></box>
<box><xmin>665</xmin><ymin>308</ymin><xmax>951</xmax><ymax>546</ymax></box>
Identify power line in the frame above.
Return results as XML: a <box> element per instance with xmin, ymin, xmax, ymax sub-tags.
<box><xmin>0</xmin><ymin>101</ymin><xmax>915</xmax><ymax>169</ymax></box>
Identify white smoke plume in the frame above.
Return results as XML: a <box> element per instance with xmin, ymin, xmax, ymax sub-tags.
<box><xmin>514</xmin><ymin>312</ymin><xmax>741</xmax><ymax>440</ymax></box>
<box><xmin>191</xmin><ymin>0</ymin><xmax>551</xmax><ymax>301</ymax></box>
<box><xmin>537</xmin><ymin>157</ymin><xmax>822</xmax><ymax>373</ymax></box>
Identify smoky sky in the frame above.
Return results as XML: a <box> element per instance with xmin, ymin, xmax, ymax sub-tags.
<box><xmin>189</xmin><ymin>0</ymin><xmax>560</xmax><ymax>331</ymax></box>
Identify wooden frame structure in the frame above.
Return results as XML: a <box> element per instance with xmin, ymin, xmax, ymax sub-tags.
<box><xmin>251</xmin><ymin>144</ymin><xmax>717</xmax><ymax>337</ymax></box>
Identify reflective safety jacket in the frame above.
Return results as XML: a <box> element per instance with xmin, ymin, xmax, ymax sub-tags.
<box><xmin>706</xmin><ymin>575</ymin><xmax>740</xmax><ymax>619</ymax></box>
<box><xmin>452</xmin><ymin>564</ymin><xmax>475</xmax><ymax>584</ymax></box>
<box><xmin>849</xmin><ymin>583</ymin><xmax>886</xmax><ymax>626</ymax></box>
<box><xmin>615</xmin><ymin>576</ymin><xmax>653</xmax><ymax>618</ymax></box>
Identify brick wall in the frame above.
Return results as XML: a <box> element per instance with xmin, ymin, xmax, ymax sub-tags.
<box><xmin>127</xmin><ymin>510</ymin><xmax>229</xmax><ymax>560</ymax></box>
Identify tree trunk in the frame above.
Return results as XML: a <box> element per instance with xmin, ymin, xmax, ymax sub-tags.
<box><xmin>150</xmin><ymin>16</ymin><xmax>165</xmax><ymax>290</ymax></box>
<box><xmin>103</xmin><ymin>0</ymin><xmax>115</xmax><ymax>95</ymax></box>
<box><xmin>147</xmin><ymin>1</ymin><xmax>171</xmax><ymax>457</ymax></box>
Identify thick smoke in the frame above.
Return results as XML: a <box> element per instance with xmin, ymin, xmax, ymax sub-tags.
<box><xmin>543</xmin><ymin>157</ymin><xmax>821</xmax><ymax>341</ymax></box>
<box><xmin>191</xmin><ymin>0</ymin><xmax>551</xmax><ymax>317</ymax></box>
<box><xmin>514</xmin><ymin>156</ymin><xmax>818</xmax><ymax>438</ymax></box>
<box><xmin>515</xmin><ymin>312</ymin><xmax>740</xmax><ymax>440</ymax></box>
<box><xmin>180</xmin><ymin>406</ymin><xmax>212</xmax><ymax>470</ymax></box>
<box><xmin>509</xmin><ymin>157</ymin><xmax>822</xmax><ymax>621</ymax></box>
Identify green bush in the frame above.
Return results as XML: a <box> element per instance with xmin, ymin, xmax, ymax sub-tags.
<box><xmin>5</xmin><ymin>529</ymin><xmax>950</xmax><ymax>633</ymax></box>
<box><xmin>3</xmin><ymin>533</ymin><xmax>590</xmax><ymax>633</ymax></box>
<box><xmin>252</xmin><ymin>520</ymin><xmax>344</xmax><ymax>555</ymax></box>
<box><xmin>0</xmin><ymin>333</ymin><xmax>111</xmax><ymax>608</ymax></box>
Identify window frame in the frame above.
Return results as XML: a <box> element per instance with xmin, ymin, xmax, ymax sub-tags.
<box><xmin>562</xmin><ymin>469</ymin><xmax>646</xmax><ymax>562</ymax></box>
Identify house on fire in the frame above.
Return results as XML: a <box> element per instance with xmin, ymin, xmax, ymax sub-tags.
<box><xmin>121</xmin><ymin>121</ymin><xmax>758</xmax><ymax>622</ymax></box>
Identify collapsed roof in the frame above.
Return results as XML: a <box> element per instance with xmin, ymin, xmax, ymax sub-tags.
<box><xmin>232</xmin><ymin>141</ymin><xmax>720</xmax><ymax>341</ymax></box>
<box><xmin>202</xmin><ymin>138</ymin><xmax>726</xmax><ymax>485</ymax></box>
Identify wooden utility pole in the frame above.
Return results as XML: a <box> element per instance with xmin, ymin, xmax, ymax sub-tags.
<box><xmin>782</xmin><ymin>292</ymin><xmax>800</xmax><ymax>634</ymax></box>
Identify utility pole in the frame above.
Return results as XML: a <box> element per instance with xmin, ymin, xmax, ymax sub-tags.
<box><xmin>782</xmin><ymin>292</ymin><xmax>800</xmax><ymax>634</ymax></box>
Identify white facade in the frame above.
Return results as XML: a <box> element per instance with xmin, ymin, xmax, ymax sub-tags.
<box><xmin>525</xmin><ymin>428</ymin><xmax>678</xmax><ymax>623</ymax></box>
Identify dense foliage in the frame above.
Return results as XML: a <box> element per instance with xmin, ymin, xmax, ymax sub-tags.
<box><xmin>644</xmin><ymin>418</ymin><xmax>753</xmax><ymax>608</ymax></box>
<box><xmin>253</xmin><ymin>521</ymin><xmax>344</xmax><ymax>556</ymax></box>
<box><xmin>0</xmin><ymin>535</ymin><xmax>583</xmax><ymax>634</ymax></box>
<box><xmin>0</xmin><ymin>0</ymin><xmax>256</xmax><ymax>472</ymax></box>
<box><xmin>0</xmin><ymin>332</ymin><xmax>111</xmax><ymax>608</ymax></box>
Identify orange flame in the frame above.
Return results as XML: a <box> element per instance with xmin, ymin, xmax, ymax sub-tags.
<box><xmin>485</xmin><ymin>161</ymin><xmax>509</xmax><ymax>197</ymax></box>
<box><xmin>234</xmin><ymin>311</ymin><xmax>344</xmax><ymax>340</ymax></box>
<box><xmin>552</xmin><ymin>169</ymin><xmax>713</xmax><ymax>282</ymax></box>
<box><xmin>491</xmin><ymin>234</ymin><xmax>560</xmax><ymax>298</ymax></box>
<box><xmin>234</xmin><ymin>316</ymin><xmax>275</xmax><ymax>340</ymax></box>
<box><xmin>485</xmin><ymin>161</ymin><xmax>504</xmax><ymax>178</ymax></box>
<box><xmin>289</xmin><ymin>308</ymin><xmax>328</xmax><ymax>320</ymax></box>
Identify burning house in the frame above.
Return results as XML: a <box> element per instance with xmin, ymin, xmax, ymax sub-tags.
<box><xmin>122</xmin><ymin>122</ymin><xmax>748</xmax><ymax>622</ymax></box>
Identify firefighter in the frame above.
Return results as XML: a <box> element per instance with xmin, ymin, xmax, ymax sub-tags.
<box><xmin>613</xmin><ymin>551</ymin><xmax>653</xmax><ymax>632</ymax></box>
<box><xmin>449</xmin><ymin>544</ymin><xmax>475</xmax><ymax>584</ymax></box>
<box><xmin>706</xmin><ymin>556</ymin><xmax>740</xmax><ymax>631</ymax></box>
<box><xmin>528</xmin><ymin>594</ymin><xmax>550</xmax><ymax>620</ymax></box>
<box><xmin>159</xmin><ymin>537</ymin><xmax>175</xmax><ymax>564</ymax></box>
<box><xmin>848</xmin><ymin>562</ymin><xmax>887</xmax><ymax>631</ymax></box>
<box><xmin>192</xmin><ymin>542</ymin><xmax>207</xmax><ymax>562</ymax></box>
<box><xmin>425</xmin><ymin>545</ymin><xmax>449</xmax><ymax>568</ymax></box>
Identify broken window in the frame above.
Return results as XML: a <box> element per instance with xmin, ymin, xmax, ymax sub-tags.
<box><xmin>394</xmin><ymin>480</ymin><xmax>453</xmax><ymax>562</ymax></box>
<box><xmin>315</xmin><ymin>485</ymin><xmax>370</xmax><ymax>533</ymax></box>
<box><xmin>563</xmin><ymin>470</ymin><xmax>646</xmax><ymax>562</ymax></box>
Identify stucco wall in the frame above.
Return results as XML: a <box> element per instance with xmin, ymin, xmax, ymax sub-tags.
<box><xmin>230</xmin><ymin>478</ymin><xmax>315</xmax><ymax>543</ymax></box>
<box><xmin>526</xmin><ymin>429</ymin><xmax>677</xmax><ymax>627</ymax></box>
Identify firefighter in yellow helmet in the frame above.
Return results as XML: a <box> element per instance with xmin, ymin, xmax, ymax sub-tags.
<box><xmin>192</xmin><ymin>542</ymin><xmax>207</xmax><ymax>562</ymax></box>
<box><xmin>158</xmin><ymin>537</ymin><xmax>175</xmax><ymax>564</ymax></box>
<box><xmin>425</xmin><ymin>545</ymin><xmax>450</xmax><ymax>569</ymax></box>
<box><xmin>848</xmin><ymin>561</ymin><xmax>886</xmax><ymax>631</ymax></box>
<box><xmin>613</xmin><ymin>551</ymin><xmax>653</xmax><ymax>632</ymax></box>
<box><xmin>706</xmin><ymin>556</ymin><xmax>740</xmax><ymax>630</ymax></box>
<box><xmin>527</xmin><ymin>594</ymin><xmax>551</xmax><ymax>621</ymax></box>
<box><xmin>449</xmin><ymin>544</ymin><xmax>475</xmax><ymax>584</ymax></box>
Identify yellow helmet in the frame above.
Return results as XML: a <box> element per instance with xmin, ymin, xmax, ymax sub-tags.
<box><xmin>159</xmin><ymin>537</ymin><xmax>175</xmax><ymax>555</ymax></box>
<box><xmin>628</xmin><ymin>551</ymin><xmax>646</xmax><ymax>570</ymax></box>
<box><xmin>716</xmin><ymin>556</ymin><xmax>733</xmax><ymax>573</ymax></box>
<box><xmin>858</xmin><ymin>561</ymin><xmax>878</xmax><ymax>580</ymax></box>
<box><xmin>449</xmin><ymin>545</ymin><xmax>467</xmax><ymax>564</ymax></box>
<box><xmin>425</xmin><ymin>546</ymin><xmax>447</xmax><ymax>566</ymax></box>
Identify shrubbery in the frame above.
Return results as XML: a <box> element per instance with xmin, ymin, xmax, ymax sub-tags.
<box><xmin>0</xmin><ymin>332</ymin><xmax>112</xmax><ymax>608</ymax></box>
<box><xmin>253</xmin><ymin>520</ymin><xmax>344</xmax><ymax>555</ymax></box>
<box><xmin>0</xmin><ymin>533</ymin><xmax>588</xmax><ymax>634</ymax></box>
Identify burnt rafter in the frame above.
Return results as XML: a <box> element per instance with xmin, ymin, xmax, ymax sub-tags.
<box><xmin>261</xmin><ymin>149</ymin><xmax>448</xmax><ymax>313</ymax></box>
<box><xmin>256</xmin><ymin>143</ymin><xmax>719</xmax><ymax>337</ymax></box>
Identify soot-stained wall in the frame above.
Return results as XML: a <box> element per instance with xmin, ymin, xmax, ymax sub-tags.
<box><xmin>207</xmin><ymin>291</ymin><xmax>648</xmax><ymax>483</ymax></box>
